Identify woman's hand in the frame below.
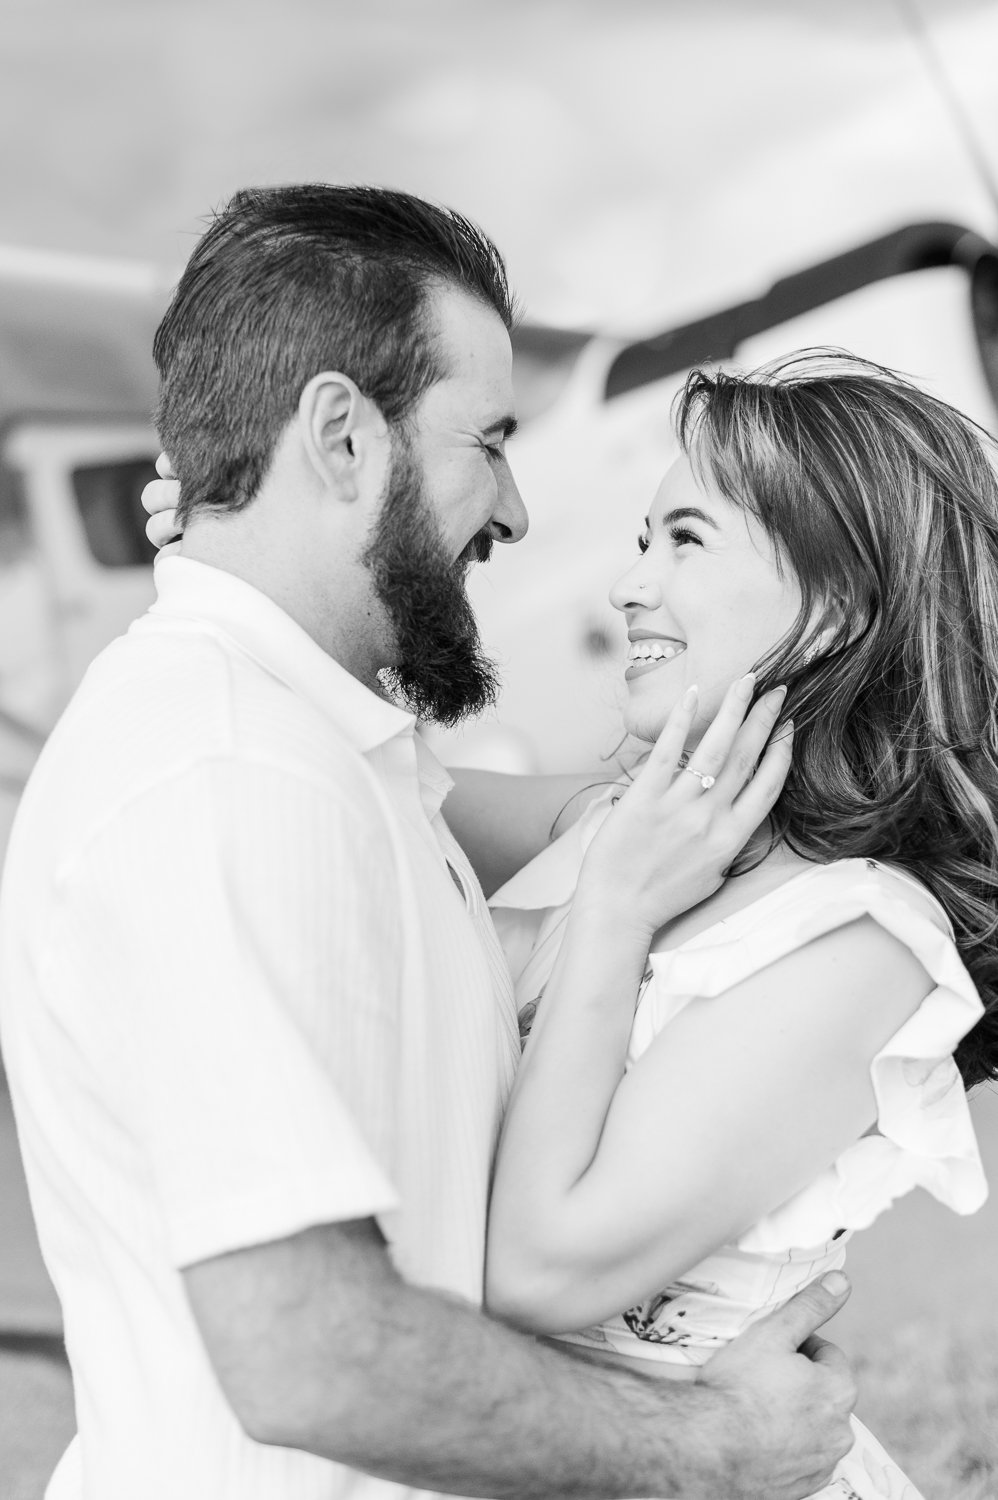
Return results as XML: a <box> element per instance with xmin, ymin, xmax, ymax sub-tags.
<box><xmin>575</xmin><ymin>674</ymin><xmax>791</xmax><ymax>942</ymax></box>
<box><xmin>141</xmin><ymin>453</ymin><xmax>182</xmax><ymax>553</ymax></box>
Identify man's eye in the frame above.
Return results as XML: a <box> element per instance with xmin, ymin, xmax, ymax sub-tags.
<box><xmin>637</xmin><ymin>532</ymin><xmax>650</xmax><ymax>554</ymax></box>
<box><xmin>484</xmin><ymin>444</ymin><xmax>504</xmax><ymax>461</ymax></box>
<box><xmin>670</xmin><ymin>526</ymin><xmax>702</xmax><ymax>547</ymax></box>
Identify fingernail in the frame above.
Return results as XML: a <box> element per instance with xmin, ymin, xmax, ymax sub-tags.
<box><xmin>683</xmin><ymin>685</ymin><xmax>699</xmax><ymax>705</ymax></box>
<box><xmin>766</xmin><ymin>684</ymin><xmax>787</xmax><ymax>706</ymax></box>
<box><xmin>821</xmin><ymin>1271</ymin><xmax>849</xmax><ymax>1296</ymax></box>
<box><xmin>735</xmin><ymin>672</ymin><xmax>756</xmax><ymax>701</ymax></box>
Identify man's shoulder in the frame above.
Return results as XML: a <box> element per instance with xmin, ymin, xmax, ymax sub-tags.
<box><xmin>78</xmin><ymin>616</ymin><xmax>368</xmax><ymax>769</ymax></box>
<box><xmin>13</xmin><ymin>618</ymin><xmax>386</xmax><ymax>870</ymax></box>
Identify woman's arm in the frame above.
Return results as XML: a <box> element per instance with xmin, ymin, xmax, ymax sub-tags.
<box><xmin>486</xmin><ymin>904</ymin><xmax>932</xmax><ymax>1337</ymax></box>
<box><xmin>442</xmin><ymin>769</ymin><xmax>620</xmax><ymax>896</ymax></box>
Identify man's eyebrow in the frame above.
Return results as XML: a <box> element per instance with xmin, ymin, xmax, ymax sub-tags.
<box><xmin>660</xmin><ymin>505</ymin><xmax>720</xmax><ymax>530</ymax></box>
<box><xmin>481</xmin><ymin>414</ymin><xmax>518</xmax><ymax>440</ymax></box>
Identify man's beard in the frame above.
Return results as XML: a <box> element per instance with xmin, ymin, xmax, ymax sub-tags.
<box><xmin>362</xmin><ymin>432</ymin><xmax>501</xmax><ymax>727</ymax></box>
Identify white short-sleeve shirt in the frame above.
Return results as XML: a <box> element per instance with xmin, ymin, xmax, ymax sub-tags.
<box><xmin>0</xmin><ymin>555</ymin><xmax>521</xmax><ymax>1500</ymax></box>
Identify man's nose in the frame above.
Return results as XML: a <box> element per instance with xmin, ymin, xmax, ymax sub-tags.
<box><xmin>489</xmin><ymin>467</ymin><xmax>528</xmax><ymax>543</ymax></box>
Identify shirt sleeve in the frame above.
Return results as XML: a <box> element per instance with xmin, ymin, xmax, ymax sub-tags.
<box><xmin>49</xmin><ymin>756</ymin><xmax>403</xmax><ymax>1268</ymax></box>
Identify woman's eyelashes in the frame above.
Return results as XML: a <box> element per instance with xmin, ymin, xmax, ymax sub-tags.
<box><xmin>637</xmin><ymin>525</ymin><xmax>702</xmax><ymax>556</ymax></box>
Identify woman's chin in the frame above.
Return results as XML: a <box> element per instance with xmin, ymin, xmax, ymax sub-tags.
<box><xmin>621</xmin><ymin>707</ymin><xmax>667</xmax><ymax>746</ymax></box>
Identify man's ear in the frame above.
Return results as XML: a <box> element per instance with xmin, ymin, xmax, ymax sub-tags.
<box><xmin>296</xmin><ymin>372</ymin><xmax>390</xmax><ymax>502</ymax></box>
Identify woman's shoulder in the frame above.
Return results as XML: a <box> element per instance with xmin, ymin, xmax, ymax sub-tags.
<box><xmin>791</xmin><ymin>856</ymin><xmax>951</xmax><ymax>926</ymax></box>
<box><xmin>645</xmin><ymin>853</ymin><xmax>972</xmax><ymax>1011</ymax></box>
<box><xmin>724</xmin><ymin>855</ymin><xmax>953</xmax><ymax>944</ymax></box>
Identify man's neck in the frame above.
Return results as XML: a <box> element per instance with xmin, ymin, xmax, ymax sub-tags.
<box><xmin>179</xmin><ymin>527</ymin><xmax>388</xmax><ymax>693</ymax></box>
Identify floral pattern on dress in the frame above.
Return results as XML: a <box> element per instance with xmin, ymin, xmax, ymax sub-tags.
<box><xmin>622</xmin><ymin>1290</ymin><xmax>690</xmax><ymax>1343</ymax></box>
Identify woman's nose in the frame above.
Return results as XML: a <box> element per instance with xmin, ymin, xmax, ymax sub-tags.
<box><xmin>609</xmin><ymin>561</ymin><xmax>659</xmax><ymax>613</ymax></box>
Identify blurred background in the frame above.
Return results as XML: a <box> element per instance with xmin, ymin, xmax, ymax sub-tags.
<box><xmin>1</xmin><ymin>0</ymin><xmax>998</xmax><ymax>1494</ymax></box>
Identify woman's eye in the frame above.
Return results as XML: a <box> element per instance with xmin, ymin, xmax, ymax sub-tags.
<box><xmin>637</xmin><ymin>532</ymin><xmax>650</xmax><ymax>554</ymax></box>
<box><xmin>484</xmin><ymin>444</ymin><xmax>504</xmax><ymax>461</ymax></box>
<box><xmin>669</xmin><ymin>526</ymin><xmax>702</xmax><ymax>548</ymax></box>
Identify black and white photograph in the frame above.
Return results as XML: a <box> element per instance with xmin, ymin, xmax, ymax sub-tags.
<box><xmin>0</xmin><ymin>2</ymin><xmax>997</xmax><ymax>1497</ymax></box>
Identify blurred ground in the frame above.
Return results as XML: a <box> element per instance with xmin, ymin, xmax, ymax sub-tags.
<box><xmin>2</xmin><ymin>1070</ymin><xmax>998</xmax><ymax>1496</ymax></box>
<box><xmin>0</xmin><ymin>1352</ymin><xmax>74</xmax><ymax>1500</ymax></box>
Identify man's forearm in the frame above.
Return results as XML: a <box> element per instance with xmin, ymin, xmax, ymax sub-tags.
<box><xmin>290</xmin><ymin>1267</ymin><xmax>715</xmax><ymax>1499</ymax></box>
<box><xmin>185</xmin><ymin>1220</ymin><xmax>721</xmax><ymax>1500</ymax></box>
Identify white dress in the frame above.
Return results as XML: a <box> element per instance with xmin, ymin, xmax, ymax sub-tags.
<box><xmin>490</xmin><ymin>788</ymin><xmax>988</xmax><ymax>1500</ymax></box>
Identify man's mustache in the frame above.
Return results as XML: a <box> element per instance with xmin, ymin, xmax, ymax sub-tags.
<box><xmin>460</xmin><ymin>528</ymin><xmax>494</xmax><ymax>567</ymax></box>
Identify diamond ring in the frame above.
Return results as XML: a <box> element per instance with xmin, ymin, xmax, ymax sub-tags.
<box><xmin>682</xmin><ymin>765</ymin><xmax>716</xmax><ymax>791</ymax></box>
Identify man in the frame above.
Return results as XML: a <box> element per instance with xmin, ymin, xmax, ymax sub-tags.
<box><xmin>0</xmin><ymin>185</ymin><xmax>854</xmax><ymax>1500</ymax></box>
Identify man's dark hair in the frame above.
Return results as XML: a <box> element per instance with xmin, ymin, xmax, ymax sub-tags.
<box><xmin>153</xmin><ymin>184</ymin><xmax>515</xmax><ymax>524</ymax></box>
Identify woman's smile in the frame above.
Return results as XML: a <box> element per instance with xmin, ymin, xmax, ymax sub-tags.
<box><xmin>624</xmin><ymin>632</ymin><xmax>688</xmax><ymax>679</ymax></box>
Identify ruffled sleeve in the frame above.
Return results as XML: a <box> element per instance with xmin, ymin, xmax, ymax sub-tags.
<box><xmin>629</xmin><ymin>860</ymin><xmax>988</xmax><ymax>1252</ymax></box>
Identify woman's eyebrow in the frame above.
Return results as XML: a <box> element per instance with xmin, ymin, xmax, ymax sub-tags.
<box><xmin>661</xmin><ymin>505</ymin><xmax>720</xmax><ymax>530</ymax></box>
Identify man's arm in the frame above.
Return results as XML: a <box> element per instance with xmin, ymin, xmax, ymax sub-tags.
<box><xmin>184</xmin><ymin>1216</ymin><xmax>856</xmax><ymax>1500</ymax></box>
<box><xmin>443</xmin><ymin>768</ymin><xmax>621</xmax><ymax>896</ymax></box>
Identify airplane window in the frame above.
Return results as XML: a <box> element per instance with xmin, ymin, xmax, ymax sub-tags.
<box><xmin>72</xmin><ymin>459</ymin><xmax>159</xmax><ymax>568</ymax></box>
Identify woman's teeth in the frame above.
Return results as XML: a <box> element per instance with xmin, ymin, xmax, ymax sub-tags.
<box><xmin>627</xmin><ymin>640</ymin><xmax>685</xmax><ymax>663</ymax></box>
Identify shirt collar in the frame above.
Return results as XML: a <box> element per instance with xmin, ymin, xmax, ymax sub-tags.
<box><xmin>148</xmin><ymin>554</ymin><xmax>415</xmax><ymax>755</ymax></box>
<box><xmin>413</xmin><ymin>733</ymin><xmax>456</xmax><ymax>822</ymax></box>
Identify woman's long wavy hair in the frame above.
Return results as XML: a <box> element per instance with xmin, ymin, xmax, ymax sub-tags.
<box><xmin>676</xmin><ymin>352</ymin><xmax>998</xmax><ymax>1089</ymax></box>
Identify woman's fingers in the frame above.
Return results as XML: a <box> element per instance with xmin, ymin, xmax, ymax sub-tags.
<box><xmin>141</xmin><ymin>476</ymin><xmax>180</xmax><ymax>517</ymax></box>
<box><xmin>643</xmin><ymin>684</ymin><xmax>701</xmax><ymax>776</ymax></box>
<box><xmin>155</xmin><ymin>451</ymin><xmax>176</xmax><ymax>480</ymax></box>
<box><xmin>729</xmin><ymin>721</ymin><xmax>794</xmax><ymax>833</ymax></box>
<box><xmin>708</xmin><ymin>684</ymin><xmax>788</xmax><ymax>801</ymax></box>
<box><xmin>679</xmin><ymin>672</ymin><xmax>758</xmax><ymax>785</ymax></box>
<box><xmin>644</xmin><ymin>673</ymin><xmax>760</xmax><ymax>807</ymax></box>
<box><xmin>641</xmin><ymin>676</ymin><xmax>786</xmax><ymax>812</ymax></box>
<box><xmin>145</xmin><ymin>508</ymin><xmax>182</xmax><ymax>549</ymax></box>
<box><xmin>142</xmin><ymin>473</ymin><xmax>183</xmax><ymax>551</ymax></box>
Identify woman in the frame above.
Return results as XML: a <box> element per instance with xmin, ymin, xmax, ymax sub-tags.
<box><xmin>143</xmin><ymin>352</ymin><xmax>997</xmax><ymax>1495</ymax></box>
<box><xmin>483</xmin><ymin>355</ymin><xmax>998</xmax><ymax>1499</ymax></box>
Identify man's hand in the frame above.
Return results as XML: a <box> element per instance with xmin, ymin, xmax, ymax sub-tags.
<box><xmin>183</xmin><ymin>1218</ymin><xmax>856</xmax><ymax>1500</ymax></box>
<box><xmin>142</xmin><ymin>452</ymin><xmax>182</xmax><ymax>553</ymax></box>
<box><xmin>693</xmin><ymin>1271</ymin><xmax>858</xmax><ymax>1499</ymax></box>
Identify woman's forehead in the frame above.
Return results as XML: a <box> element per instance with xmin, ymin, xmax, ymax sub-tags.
<box><xmin>649</xmin><ymin>453</ymin><xmax>732</xmax><ymax>525</ymax></box>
